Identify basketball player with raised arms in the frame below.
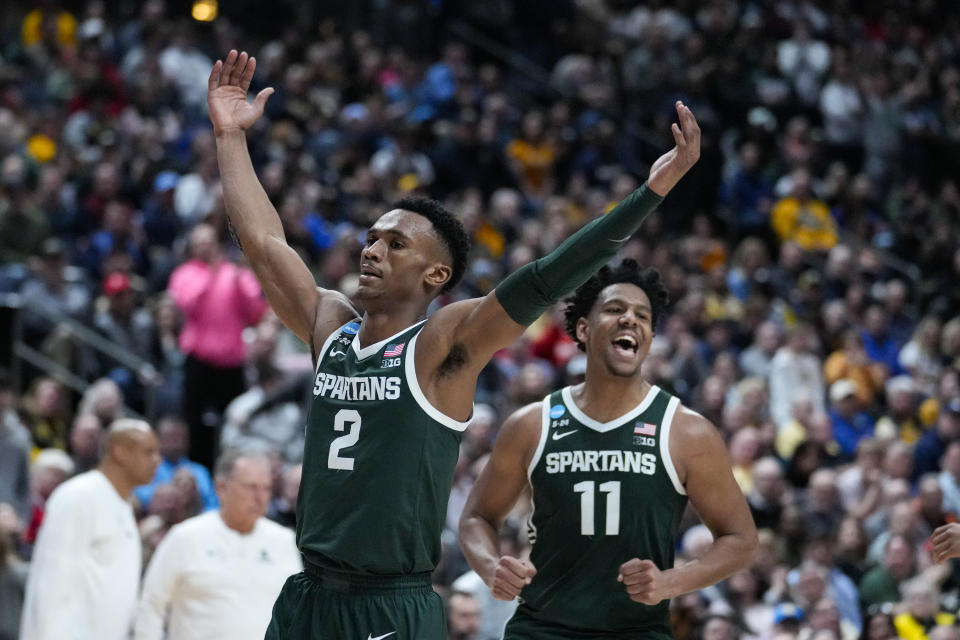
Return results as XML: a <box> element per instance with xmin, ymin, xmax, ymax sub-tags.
<box><xmin>207</xmin><ymin>49</ymin><xmax>701</xmax><ymax>639</ymax></box>
<box><xmin>460</xmin><ymin>261</ymin><xmax>758</xmax><ymax>639</ymax></box>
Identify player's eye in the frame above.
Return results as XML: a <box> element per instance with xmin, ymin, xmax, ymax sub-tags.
<box><xmin>390</xmin><ymin>240</ymin><xmax>404</xmax><ymax>249</ymax></box>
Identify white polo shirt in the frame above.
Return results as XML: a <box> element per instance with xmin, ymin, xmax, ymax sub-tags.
<box><xmin>21</xmin><ymin>470</ymin><xmax>141</xmax><ymax>640</ymax></box>
<box><xmin>135</xmin><ymin>511</ymin><xmax>301</xmax><ymax>640</ymax></box>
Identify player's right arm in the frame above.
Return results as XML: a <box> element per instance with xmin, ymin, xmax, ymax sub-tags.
<box><xmin>459</xmin><ymin>403</ymin><xmax>541</xmax><ymax>600</ymax></box>
<box><xmin>208</xmin><ymin>50</ymin><xmax>357</xmax><ymax>348</ymax></box>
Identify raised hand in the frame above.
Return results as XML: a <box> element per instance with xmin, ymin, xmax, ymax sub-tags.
<box><xmin>647</xmin><ymin>101</ymin><xmax>701</xmax><ymax>197</ymax></box>
<box><xmin>618</xmin><ymin>558</ymin><xmax>674</xmax><ymax>605</ymax></box>
<box><xmin>486</xmin><ymin>555</ymin><xmax>537</xmax><ymax>601</ymax></box>
<box><xmin>207</xmin><ymin>49</ymin><xmax>275</xmax><ymax>137</ymax></box>
<box><xmin>931</xmin><ymin>522</ymin><xmax>960</xmax><ymax>563</ymax></box>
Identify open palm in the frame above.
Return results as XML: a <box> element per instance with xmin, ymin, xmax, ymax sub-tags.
<box><xmin>646</xmin><ymin>101</ymin><xmax>701</xmax><ymax>196</ymax></box>
<box><xmin>207</xmin><ymin>49</ymin><xmax>274</xmax><ymax>136</ymax></box>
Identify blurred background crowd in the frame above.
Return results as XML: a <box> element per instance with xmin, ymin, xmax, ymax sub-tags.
<box><xmin>1</xmin><ymin>0</ymin><xmax>960</xmax><ymax>638</ymax></box>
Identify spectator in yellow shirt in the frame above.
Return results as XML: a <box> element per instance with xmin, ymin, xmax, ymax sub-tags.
<box><xmin>506</xmin><ymin>110</ymin><xmax>555</xmax><ymax>200</ymax></box>
<box><xmin>771</xmin><ymin>167</ymin><xmax>838</xmax><ymax>251</ymax></box>
<box><xmin>893</xmin><ymin>579</ymin><xmax>955</xmax><ymax>640</ymax></box>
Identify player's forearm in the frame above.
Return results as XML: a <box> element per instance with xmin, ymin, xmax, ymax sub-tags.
<box><xmin>495</xmin><ymin>183</ymin><xmax>663</xmax><ymax>325</ymax></box>
<box><xmin>663</xmin><ymin>532</ymin><xmax>757</xmax><ymax>599</ymax></box>
<box><xmin>458</xmin><ymin>514</ymin><xmax>502</xmax><ymax>585</ymax></box>
<box><xmin>215</xmin><ymin>130</ymin><xmax>286</xmax><ymax>259</ymax></box>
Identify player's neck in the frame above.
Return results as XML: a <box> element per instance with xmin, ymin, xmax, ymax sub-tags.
<box><xmin>358</xmin><ymin>306</ymin><xmax>427</xmax><ymax>347</ymax></box>
<box><xmin>570</xmin><ymin>375</ymin><xmax>652</xmax><ymax>422</ymax></box>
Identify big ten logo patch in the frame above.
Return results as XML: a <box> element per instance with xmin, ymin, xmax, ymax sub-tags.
<box><xmin>633</xmin><ymin>435</ymin><xmax>656</xmax><ymax>447</ymax></box>
<box><xmin>381</xmin><ymin>357</ymin><xmax>402</xmax><ymax>368</ymax></box>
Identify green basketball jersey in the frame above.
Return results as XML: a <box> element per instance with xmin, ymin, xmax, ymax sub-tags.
<box><xmin>519</xmin><ymin>385</ymin><xmax>688</xmax><ymax>636</ymax></box>
<box><xmin>296</xmin><ymin>320</ymin><xmax>467</xmax><ymax>575</ymax></box>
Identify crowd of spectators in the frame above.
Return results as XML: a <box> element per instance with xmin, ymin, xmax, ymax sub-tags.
<box><xmin>1</xmin><ymin>0</ymin><xmax>960</xmax><ymax>639</ymax></box>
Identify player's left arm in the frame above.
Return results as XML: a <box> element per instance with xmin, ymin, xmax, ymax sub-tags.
<box><xmin>417</xmin><ymin>103</ymin><xmax>700</xmax><ymax>381</ymax></box>
<box><xmin>619</xmin><ymin>408</ymin><xmax>757</xmax><ymax>605</ymax></box>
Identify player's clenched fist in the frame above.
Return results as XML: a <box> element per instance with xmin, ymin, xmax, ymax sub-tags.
<box><xmin>486</xmin><ymin>556</ymin><xmax>537</xmax><ymax>601</ymax></box>
<box><xmin>618</xmin><ymin>558</ymin><xmax>673</xmax><ymax>605</ymax></box>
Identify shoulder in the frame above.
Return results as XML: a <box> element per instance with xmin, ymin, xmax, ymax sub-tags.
<box><xmin>492</xmin><ymin>400</ymin><xmax>546</xmax><ymax>459</ymax></box>
<box><xmin>501</xmin><ymin>401</ymin><xmax>545</xmax><ymax>437</ymax></box>
<box><xmin>45</xmin><ymin>475</ymin><xmax>84</xmax><ymax>507</ymax></box>
<box><xmin>167</xmin><ymin>511</ymin><xmax>218</xmax><ymax>540</ymax></box>
<box><xmin>669</xmin><ymin>404</ymin><xmax>725</xmax><ymax>456</ymax></box>
<box><xmin>46</xmin><ymin>471</ymin><xmax>109</xmax><ymax>515</ymax></box>
<box><xmin>311</xmin><ymin>297</ymin><xmax>360</xmax><ymax>353</ymax></box>
<box><xmin>52</xmin><ymin>471</ymin><xmax>100</xmax><ymax>498</ymax></box>
<box><xmin>256</xmin><ymin>518</ymin><xmax>297</xmax><ymax>543</ymax></box>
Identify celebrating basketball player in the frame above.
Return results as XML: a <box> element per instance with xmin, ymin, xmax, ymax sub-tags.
<box><xmin>460</xmin><ymin>260</ymin><xmax>757</xmax><ymax>639</ymax></box>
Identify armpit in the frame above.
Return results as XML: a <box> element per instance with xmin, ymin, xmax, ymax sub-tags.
<box><xmin>437</xmin><ymin>342</ymin><xmax>469</xmax><ymax>378</ymax></box>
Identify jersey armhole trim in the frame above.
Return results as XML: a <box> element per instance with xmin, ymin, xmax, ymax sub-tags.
<box><xmin>404</xmin><ymin>331</ymin><xmax>471</xmax><ymax>432</ymax></box>
<box><xmin>526</xmin><ymin>394</ymin><xmax>552</xmax><ymax>480</ymax></box>
<box><xmin>314</xmin><ymin>321</ymin><xmax>354</xmax><ymax>373</ymax></box>
<box><xmin>659</xmin><ymin>396</ymin><xmax>687</xmax><ymax>496</ymax></box>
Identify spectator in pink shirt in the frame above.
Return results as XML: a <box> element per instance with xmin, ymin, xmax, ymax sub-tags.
<box><xmin>167</xmin><ymin>224</ymin><xmax>267</xmax><ymax>468</ymax></box>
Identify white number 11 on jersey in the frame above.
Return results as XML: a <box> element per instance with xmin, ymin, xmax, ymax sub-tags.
<box><xmin>573</xmin><ymin>480</ymin><xmax>621</xmax><ymax>535</ymax></box>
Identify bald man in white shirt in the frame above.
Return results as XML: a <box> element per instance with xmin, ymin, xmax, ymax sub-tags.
<box><xmin>135</xmin><ymin>450</ymin><xmax>301</xmax><ymax>640</ymax></box>
<box><xmin>20</xmin><ymin>419</ymin><xmax>161</xmax><ymax>640</ymax></box>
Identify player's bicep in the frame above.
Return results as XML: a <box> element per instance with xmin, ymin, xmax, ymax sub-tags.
<box><xmin>673</xmin><ymin>412</ymin><xmax>756</xmax><ymax>539</ymax></box>
<box><xmin>421</xmin><ymin>293</ymin><xmax>526</xmax><ymax>370</ymax></box>
<box><xmin>462</xmin><ymin>405</ymin><xmax>542</xmax><ymax>527</ymax></box>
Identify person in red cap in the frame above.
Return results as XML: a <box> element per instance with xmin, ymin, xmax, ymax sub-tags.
<box><xmin>94</xmin><ymin>272</ymin><xmax>154</xmax><ymax>359</ymax></box>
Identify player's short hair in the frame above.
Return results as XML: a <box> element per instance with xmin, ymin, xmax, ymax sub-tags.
<box><xmin>391</xmin><ymin>196</ymin><xmax>470</xmax><ymax>293</ymax></box>
<box><xmin>563</xmin><ymin>258</ymin><xmax>669</xmax><ymax>351</ymax></box>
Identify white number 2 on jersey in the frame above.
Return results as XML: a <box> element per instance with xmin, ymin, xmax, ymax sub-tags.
<box><xmin>327</xmin><ymin>409</ymin><xmax>362</xmax><ymax>470</ymax></box>
<box><xmin>573</xmin><ymin>480</ymin><xmax>621</xmax><ymax>535</ymax></box>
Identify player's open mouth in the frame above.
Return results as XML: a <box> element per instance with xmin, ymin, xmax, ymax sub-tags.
<box><xmin>359</xmin><ymin>265</ymin><xmax>382</xmax><ymax>279</ymax></box>
<box><xmin>611</xmin><ymin>334</ymin><xmax>638</xmax><ymax>358</ymax></box>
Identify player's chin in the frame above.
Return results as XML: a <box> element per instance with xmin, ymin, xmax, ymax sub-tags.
<box><xmin>354</xmin><ymin>283</ymin><xmax>381</xmax><ymax>299</ymax></box>
<box><xmin>606</xmin><ymin>361</ymin><xmax>642</xmax><ymax>378</ymax></box>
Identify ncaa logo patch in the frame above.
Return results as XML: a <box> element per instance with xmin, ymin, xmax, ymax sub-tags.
<box><xmin>342</xmin><ymin>323</ymin><xmax>360</xmax><ymax>335</ymax></box>
<box><xmin>549</xmin><ymin>405</ymin><xmax>566</xmax><ymax>419</ymax></box>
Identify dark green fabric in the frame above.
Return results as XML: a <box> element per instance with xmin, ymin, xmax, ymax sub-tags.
<box><xmin>858</xmin><ymin>566</ymin><xmax>901</xmax><ymax>609</ymax></box>
<box><xmin>495</xmin><ymin>183</ymin><xmax>663</xmax><ymax>325</ymax></box>
<box><xmin>265</xmin><ymin>572</ymin><xmax>446</xmax><ymax>640</ymax></box>
<box><xmin>505</xmin><ymin>605</ymin><xmax>673</xmax><ymax>640</ymax></box>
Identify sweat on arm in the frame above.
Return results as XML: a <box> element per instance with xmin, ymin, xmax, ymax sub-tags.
<box><xmin>494</xmin><ymin>184</ymin><xmax>663</xmax><ymax>325</ymax></box>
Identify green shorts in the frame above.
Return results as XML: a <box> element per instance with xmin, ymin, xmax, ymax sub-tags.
<box><xmin>503</xmin><ymin>605</ymin><xmax>673</xmax><ymax>640</ymax></box>
<box><xmin>265</xmin><ymin>564</ymin><xmax>445</xmax><ymax>640</ymax></box>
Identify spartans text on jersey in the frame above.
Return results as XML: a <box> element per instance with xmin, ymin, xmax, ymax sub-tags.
<box><xmin>312</xmin><ymin>373</ymin><xmax>401</xmax><ymax>401</ymax></box>
<box><xmin>544</xmin><ymin>450</ymin><xmax>657</xmax><ymax>475</ymax></box>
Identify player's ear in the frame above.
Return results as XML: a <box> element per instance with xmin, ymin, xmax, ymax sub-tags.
<box><xmin>424</xmin><ymin>263</ymin><xmax>452</xmax><ymax>290</ymax></box>
<box><xmin>575</xmin><ymin>316</ymin><xmax>590</xmax><ymax>345</ymax></box>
